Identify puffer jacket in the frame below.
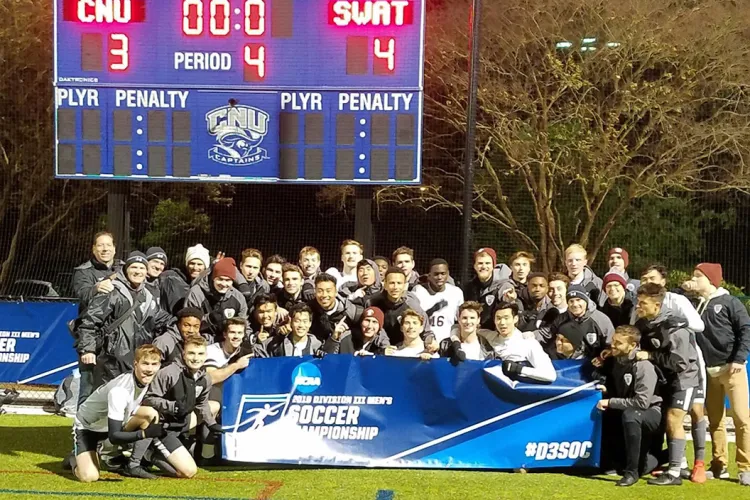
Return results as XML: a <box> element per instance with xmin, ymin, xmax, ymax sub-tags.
<box><xmin>75</xmin><ymin>271</ymin><xmax>173</xmax><ymax>384</ymax></box>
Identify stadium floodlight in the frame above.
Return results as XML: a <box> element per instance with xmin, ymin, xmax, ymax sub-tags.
<box><xmin>555</xmin><ymin>41</ymin><xmax>573</xmax><ymax>49</ymax></box>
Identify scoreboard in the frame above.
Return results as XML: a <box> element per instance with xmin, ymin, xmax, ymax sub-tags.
<box><xmin>53</xmin><ymin>0</ymin><xmax>425</xmax><ymax>183</ymax></box>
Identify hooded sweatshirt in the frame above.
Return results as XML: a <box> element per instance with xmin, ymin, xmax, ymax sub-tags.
<box><xmin>534</xmin><ymin>293</ymin><xmax>614</xmax><ymax>352</ymax></box>
<box><xmin>462</xmin><ymin>263</ymin><xmax>513</xmax><ymax>329</ymax></box>
<box><xmin>695</xmin><ymin>287</ymin><xmax>750</xmax><ymax>367</ymax></box>
<box><xmin>637</xmin><ymin>311</ymin><xmax>699</xmax><ymax>391</ymax></box>
<box><xmin>338</xmin><ymin>259</ymin><xmax>383</xmax><ymax>305</ymax></box>
<box><xmin>606</xmin><ymin>348</ymin><xmax>663</xmax><ymax>411</ymax></box>
<box><xmin>185</xmin><ymin>273</ymin><xmax>248</xmax><ymax>341</ymax></box>
<box><xmin>570</xmin><ymin>266</ymin><xmax>603</xmax><ymax>303</ymax></box>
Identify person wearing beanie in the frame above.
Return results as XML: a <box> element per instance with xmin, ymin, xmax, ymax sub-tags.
<box><xmin>74</xmin><ymin>250</ymin><xmax>173</xmax><ymax>388</ymax></box>
<box><xmin>157</xmin><ymin>243</ymin><xmax>211</xmax><ymax>316</ymax></box>
<box><xmin>462</xmin><ymin>247</ymin><xmax>512</xmax><ymax>329</ymax></box>
<box><xmin>553</xmin><ymin>320</ymin><xmax>588</xmax><ymax>360</ymax></box>
<box><xmin>600</xmin><ymin>269</ymin><xmax>636</xmax><ymax>328</ymax></box>
<box><xmin>185</xmin><ymin>256</ymin><xmax>247</xmax><ymax>342</ymax></box>
<box><xmin>322</xmin><ymin>305</ymin><xmax>391</xmax><ymax>356</ymax></box>
<box><xmin>145</xmin><ymin>247</ymin><xmax>168</xmax><ymax>280</ymax></box>
<box><xmin>607</xmin><ymin>247</ymin><xmax>641</xmax><ymax>294</ymax></box>
<box><xmin>413</xmin><ymin>259</ymin><xmax>464</xmax><ymax>343</ymax></box>
<box><xmin>690</xmin><ymin>263</ymin><xmax>750</xmax><ymax>484</ymax></box>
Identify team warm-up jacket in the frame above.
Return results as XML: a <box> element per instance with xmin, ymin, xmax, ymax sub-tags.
<box><xmin>600</xmin><ymin>295</ymin><xmax>636</xmax><ymax>329</ymax></box>
<box><xmin>143</xmin><ymin>363</ymin><xmax>216</xmax><ymax>428</ymax></box>
<box><xmin>235</xmin><ymin>271</ymin><xmax>271</xmax><ymax>311</ymax></box>
<box><xmin>629</xmin><ymin>291</ymin><xmax>704</xmax><ymax>333</ymax></box>
<box><xmin>72</xmin><ymin>258</ymin><xmax>123</xmax><ymax>313</ymax></box>
<box><xmin>185</xmin><ymin>273</ymin><xmax>248</xmax><ymax>341</ymax></box>
<box><xmin>438</xmin><ymin>335</ymin><xmax>498</xmax><ymax>361</ymax></box>
<box><xmin>274</xmin><ymin>288</ymin><xmax>306</xmax><ymax>311</ymax></box>
<box><xmin>363</xmin><ymin>291</ymin><xmax>434</xmax><ymax>346</ymax></box>
<box><xmin>637</xmin><ymin>312</ymin><xmax>699</xmax><ymax>391</ymax></box>
<box><xmin>534</xmin><ymin>294</ymin><xmax>614</xmax><ymax>356</ymax></box>
<box><xmin>308</xmin><ymin>297</ymin><xmax>362</xmax><ymax>342</ymax></box>
<box><xmin>255</xmin><ymin>333</ymin><xmax>324</xmax><ymax>357</ymax></box>
<box><xmin>519</xmin><ymin>297</ymin><xmax>556</xmax><ymax>331</ymax></box>
<box><xmin>572</xmin><ymin>266</ymin><xmax>603</xmax><ymax>303</ymax></box>
<box><xmin>152</xmin><ymin>325</ymin><xmax>186</xmax><ymax>366</ymax></box>
<box><xmin>696</xmin><ymin>287</ymin><xmax>750</xmax><ymax>367</ymax></box>
<box><xmin>75</xmin><ymin>270</ymin><xmax>173</xmax><ymax>384</ymax></box>
<box><xmin>322</xmin><ymin>328</ymin><xmax>391</xmax><ymax>355</ymax></box>
<box><xmin>158</xmin><ymin>268</ymin><xmax>194</xmax><ymax>315</ymax></box>
<box><xmin>462</xmin><ymin>264</ymin><xmax>512</xmax><ymax>329</ymax></box>
<box><xmin>604</xmin><ymin>348</ymin><xmax>663</xmax><ymax>411</ymax></box>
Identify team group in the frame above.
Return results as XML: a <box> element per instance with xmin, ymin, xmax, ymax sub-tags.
<box><xmin>66</xmin><ymin>232</ymin><xmax>750</xmax><ymax>487</ymax></box>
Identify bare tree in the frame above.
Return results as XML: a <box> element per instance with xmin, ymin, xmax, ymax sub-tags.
<box><xmin>321</xmin><ymin>0</ymin><xmax>750</xmax><ymax>272</ymax></box>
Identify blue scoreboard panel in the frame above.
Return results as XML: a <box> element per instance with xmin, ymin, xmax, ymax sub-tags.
<box><xmin>54</xmin><ymin>0</ymin><xmax>424</xmax><ymax>183</ymax></box>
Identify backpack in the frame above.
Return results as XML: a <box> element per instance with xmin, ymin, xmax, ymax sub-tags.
<box><xmin>53</xmin><ymin>370</ymin><xmax>80</xmax><ymax>417</ymax></box>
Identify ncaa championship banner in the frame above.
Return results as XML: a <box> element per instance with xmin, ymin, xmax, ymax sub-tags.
<box><xmin>222</xmin><ymin>356</ymin><xmax>602</xmax><ymax>469</ymax></box>
<box><xmin>0</xmin><ymin>301</ymin><xmax>78</xmax><ymax>385</ymax></box>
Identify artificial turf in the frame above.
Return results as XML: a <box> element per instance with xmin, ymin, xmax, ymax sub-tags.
<box><xmin>0</xmin><ymin>414</ymin><xmax>748</xmax><ymax>500</ymax></box>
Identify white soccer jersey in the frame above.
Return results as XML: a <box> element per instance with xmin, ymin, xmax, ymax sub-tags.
<box><xmin>480</xmin><ymin>328</ymin><xmax>557</xmax><ymax>383</ymax></box>
<box><xmin>205</xmin><ymin>342</ymin><xmax>235</xmax><ymax>370</ymax></box>
<box><xmin>74</xmin><ymin>372</ymin><xmax>147</xmax><ymax>433</ymax></box>
<box><xmin>413</xmin><ymin>283</ymin><xmax>464</xmax><ymax>342</ymax></box>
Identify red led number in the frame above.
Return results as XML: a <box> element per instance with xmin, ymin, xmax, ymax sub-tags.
<box><xmin>244</xmin><ymin>0</ymin><xmax>266</xmax><ymax>36</ymax></box>
<box><xmin>108</xmin><ymin>33</ymin><xmax>129</xmax><ymax>71</ymax></box>
<box><xmin>182</xmin><ymin>0</ymin><xmax>203</xmax><ymax>36</ymax></box>
<box><xmin>243</xmin><ymin>44</ymin><xmax>266</xmax><ymax>81</ymax></box>
<box><xmin>374</xmin><ymin>37</ymin><xmax>396</xmax><ymax>74</ymax></box>
<box><xmin>182</xmin><ymin>0</ymin><xmax>266</xmax><ymax>37</ymax></box>
<box><xmin>210</xmin><ymin>0</ymin><xmax>230</xmax><ymax>36</ymax></box>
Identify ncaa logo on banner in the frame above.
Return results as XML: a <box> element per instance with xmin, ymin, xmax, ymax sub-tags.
<box><xmin>205</xmin><ymin>105</ymin><xmax>270</xmax><ymax>166</ymax></box>
<box><xmin>292</xmin><ymin>362</ymin><xmax>322</xmax><ymax>394</ymax></box>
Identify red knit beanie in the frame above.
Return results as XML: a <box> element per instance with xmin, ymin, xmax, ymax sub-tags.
<box><xmin>474</xmin><ymin>248</ymin><xmax>497</xmax><ymax>267</ymax></box>
<box><xmin>695</xmin><ymin>263</ymin><xmax>723</xmax><ymax>288</ymax></box>
<box><xmin>212</xmin><ymin>257</ymin><xmax>237</xmax><ymax>279</ymax></box>
<box><xmin>361</xmin><ymin>307</ymin><xmax>385</xmax><ymax>328</ymax></box>
<box><xmin>608</xmin><ymin>247</ymin><xmax>629</xmax><ymax>268</ymax></box>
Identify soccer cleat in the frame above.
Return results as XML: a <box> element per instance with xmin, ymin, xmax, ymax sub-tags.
<box><xmin>616</xmin><ymin>474</ymin><xmax>639</xmax><ymax>487</ymax></box>
<box><xmin>62</xmin><ymin>452</ymin><xmax>75</xmax><ymax>471</ymax></box>
<box><xmin>119</xmin><ymin>464</ymin><xmax>157</xmax><ymax>480</ymax></box>
<box><xmin>691</xmin><ymin>461</ymin><xmax>707</xmax><ymax>484</ymax></box>
<box><xmin>647</xmin><ymin>473</ymin><xmax>682</xmax><ymax>486</ymax></box>
<box><xmin>740</xmin><ymin>472</ymin><xmax>750</xmax><ymax>486</ymax></box>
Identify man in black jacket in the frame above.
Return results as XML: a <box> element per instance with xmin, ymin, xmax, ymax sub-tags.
<box><xmin>158</xmin><ymin>244</ymin><xmax>211</xmax><ymax>315</ymax></box>
<box><xmin>308</xmin><ymin>273</ymin><xmax>360</xmax><ymax>342</ymax></box>
<box><xmin>323</xmin><ymin>306</ymin><xmax>390</xmax><ymax>355</ymax></box>
<box><xmin>598</xmin><ymin>325</ymin><xmax>664</xmax><ymax>487</ymax></box>
<box><xmin>462</xmin><ymin>248</ymin><xmax>512</xmax><ymax>329</ymax></box>
<box><xmin>691</xmin><ymin>263</ymin><xmax>750</xmax><ymax>485</ymax></box>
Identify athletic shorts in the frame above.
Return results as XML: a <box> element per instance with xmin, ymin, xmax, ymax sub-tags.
<box><xmin>73</xmin><ymin>427</ymin><xmax>108</xmax><ymax>455</ymax></box>
<box><xmin>153</xmin><ymin>431</ymin><xmax>184</xmax><ymax>457</ymax></box>
<box><xmin>693</xmin><ymin>385</ymin><xmax>706</xmax><ymax>405</ymax></box>
<box><xmin>668</xmin><ymin>387</ymin><xmax>697</xmax><ymax>411</ymax></box>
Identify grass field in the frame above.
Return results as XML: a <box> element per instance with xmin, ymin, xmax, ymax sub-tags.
<box><xmin>1</xmin><ymin>414</ymin><xmax>748</xmax><ymax>500</ymax></box>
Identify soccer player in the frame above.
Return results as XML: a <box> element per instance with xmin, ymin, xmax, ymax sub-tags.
<box><xmin>237</xmin><ymin>248</ymin><xmax>270</xmax><ymax>306</ymax></box>
<box><xmin>637</xmin><ymin>264</ymin><xmax>705</xmax><ymax>332</ymax></box>
<box><xmin>597</xmin><ymin>325</ymin><xmax>664</xmax><ymax>487</ymax></box>
<box><xmin>462</xmin><ymin>248</ymin><xmax>512</xmax><ymax>329</ymax></box>
<box><xmin>248</xmin><ymin>293</ymin><xmax>281</xmax><ymax>342</ymax></box>
<box><xmin>364</xmin><ymin>268</ymin><xmax>434</xmax><ymax>347</ymax></box>
<box><xmin>153</xmin><ymin>307</ymin><xmax>203</xmax><ymax>366</ymax></box>
<box><xmin>324</xmin><ymin>306</ymin><xmax>391</xmax><ymax>355</ymax></box>
<box><xmin>325</xmin><ymin>239</ymin><xmax>364</xmax><ymax>290</ymax></box>
<box><xmin>298</xmin><ymin>246</ymin><xmax>321</xmax><ymax>301</ymax></box>
<box><xmin>75</xmin><ymin>251</ymin><xmax>173</xmax><ymax>387</ymax></box>
<box><xmin>263</xmin><ymin>254</ymin><xmax>286</xmax><ymax>290</ymax></box>
<box><xmin>373</xmin><ymin>256</ymin><xmax>390</xmax><ymax>282</ymax></box>
<box><xmin>385</xmin><ymin>309</ymin><xmax>437</xmax><ymax>360</ymax></box>
<box><xmin>146</xmin><ymin>247</ymin><xmax>168</xmax><ymax>281</ymax></box>
<box><xmin>413</xmin><ymin>259</ymin><xmax>464</xmax><ymax>342</ymax></box>
<box><xmin>690</xmin><ymin>263</ymin><xmax>750</xmax><ymax>484</ymax></box>
<box><xmin>143</xmin><ymin>336</ymin><xmax>222</xmax><ymax>479</ymax></box>
<box><xmin>392</xmin><ymin>246</ymin><xmax>419</xmax><ymax>290</ymax></box>
<box><xmin>204</xmin><ymin>318</ymin><xmax>253</xmax><ymax>389</ymax></box>
<box><xmin>308</xmin><ymin>273</ymin><xmax>360</xmax><ymax>342</ymax></box>
<box><xmin>635</xmin><ymin>284</ymin><xmax>699</xmax><ymax>486</ymax></box>
<box><xmin>71</xmin><ymin>345</ymin><xmax>166</xmax><ymax>482</ymax></box>
<box><xmin>185</xmin><ymin>257</ymin><xmax>248</xmax><ymax>341</ymax></box>
<box><xmin>275</xmin><ymin>264</ymin><xmax>307</xmax><ymax>311</ymax></box>
<box><xmin>550</xmin><ymin>321</ymin><xmax>589</xmax><ymax>360</ymax></box>
<box><xmin>159</xmin><ymin>243</ymin><xmax>211</xmax><ymax>315</ymax></box>
<box><xmin>565</xmin><ymin>244</ymin><xmax>603</xmax><ymax>302</ymax></box>
<box><xmin>339</xmin><ymin>259</ymin><xmax>383</xmax><ymax>304</ymax></box>
<box><xmin>519</xmin><ymin>272</ymin><xmax>551</xmax><ymax>331</ymax></box>
<box><xmin>600</xmin><ymin>270</ymin><xmax>636</xmax><ymax>328</ymax></box>
<box><xmin>480</xmin><ymin>301</ymin><xmax>556</xmax><ymax>383</ymax></box>
<box><xmin>440</xmin><ymin>302</ymin><xmax>497</xmax><ymax>361</ymax></box>
<box><xmin>607</xmin><ymin>247</ymin><xmax>641</xmax><ymax>293</ymax></box>
<box><xmin>258</xmin><ymin>303</ymin><xmax>326</xmax><ymax>357</ymax></box>
<box><xmin>508</xmin><ymin>251</ymin><xmax>535</xmax><ymax>306</ymax></box>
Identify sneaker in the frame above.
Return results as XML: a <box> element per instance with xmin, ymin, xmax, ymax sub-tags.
<box><xmin>617</xmin><ymin>474</ymin><xmax>639</xmax><ymax>487</ymax></box>
<box><xmin>740</xmin><ymin>472</ymin><xmax>750</xmax><ymax>486</ymax></box>
<box><xmin>647</xmin><ymin>473</ymin><xmax>683</xmax><ymax>486</ymax></box>
<box><xmin>652</xmin><ymin>467</ymin><xmax>689</xmax><ymax>478</ymax></box>
<box><xmin>62</xmin><ymin>452</ymin><xmax>75</xmax><ymax>471</ymax></box>
<box><xmin>710</xmin><ymin>463</ymin><xmax>730</xmax><ymax>480</ymax></box>
<box><xmin>691</xmin><ymin>461</ymin><xmax>707</xmax><ymax>484</ymax></box>
<box><xmin>604</xmin><ymin>469</ymin><xmax>619</xmax><ymax>476</ymax></box>
<box><xmin>119</xmin><ymin>464</ymin><xmax>157</xmax><ymax>480</ymax></box>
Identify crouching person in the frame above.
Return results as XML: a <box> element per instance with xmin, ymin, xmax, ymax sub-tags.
<box><xmin>598</xmin><ymin>326</ymin><xmax>664</xmax><ymax>487</ymax></box>
<box><xmin>142</xmin><ymin>336</ymin><xmax>222</xmax><ymax>479</ymax></box>
<box><xmin>72</xmin><ymin>345</ymin><xmax>167</xmax><ymax>482</ymax></box>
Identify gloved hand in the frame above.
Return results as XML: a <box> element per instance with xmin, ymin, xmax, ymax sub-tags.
<box><xmin>173</xmin><ymin>401</ymin><xmax>191</xmax><ymax>419</ymax></box>
<box><xmin>314</xmin><ymin>348</ymin><xmax>327</xmax><ymax>359</ymax></box>
<box><xmin>143</xmin><ymin>423</ymin><xmax>167</xmax><ymax>439</ymax></box>
<box><xmin>451</xmin><ymin>340</ymin><xmax>466</xmax><ymax>363</ymax></box>
<box><xmin>208</xmin><ymin>423</ymin><xmax>225</xmax><ymax>436</ymax></box>
<box><xmin>502</xmin><ymin>360</ymin><xmax>524</xmax><ymax>377</ymax></box>
<box><xmin>426</xmin><ymin>300</ymin><xmax>448</xmax><ymax>316</ymax></box>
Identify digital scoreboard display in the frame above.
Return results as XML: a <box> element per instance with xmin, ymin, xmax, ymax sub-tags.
<box><xmin>54</xmin><ymin>0</ymin><xmax>424</xmax><ymax>183</ymax></box>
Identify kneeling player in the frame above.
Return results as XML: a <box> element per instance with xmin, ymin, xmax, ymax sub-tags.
<box><xmin>72</xmin><ymin>345</ymin><xmax>167</xmax><ymax>482</ymax></box>
<box><xmin>598</xmin><ymin>326</ymin><xmax>664</xmax><ymax>487</ymax></box>
<box><xmin>144</xmin><ymin>336</ymin><xmax>222</xmax><ymax>478</ymax></box>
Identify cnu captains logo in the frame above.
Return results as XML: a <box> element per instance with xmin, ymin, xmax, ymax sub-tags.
<box><xmin>292</xmin><ymin>362</ymin><xmax>322</xmax><ymax>394</ymax></box>
<box><xmin>205</xmin><ymin>105</ymin><xmax>269</xmax><ymax>166</ymax></box>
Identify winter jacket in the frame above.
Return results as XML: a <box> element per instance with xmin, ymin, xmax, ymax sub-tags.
<box><xmin>309</xmin><ymin>297</ymin><xmax>362</xmax><ymax>342</ymax></box>
<box><xmin>152</xmin><ymin>325</ymin><xmax>186</xmax><ymax>366</ymax></box>
<box><xmin>322</xmin><ymin>328</ymin><xmax>391</xmax><ymax>355</ymax></box>
<box><xmin>605</xmin><ymin>348</ymin><xmax>663</xmax><ymax>411</ymax></box>
<box><xmin>600</xmin><ymin>296</ymin><xmax>636</xmax><ymax>329</ymax></box>
<box><xmin>75</xmin><ymin>271</ymin><xmax>173</xmax><ymax>384</ymax></box>
<box><xmin>638</xmin><ymin>312</ymin><xmax>699</xmax><ymax>391</ymax></box>
<box><xmin>571</xmin><ymin>266</ymin><xmax>603</xmax><ymax>304</ymax></box>
<box><xmin>235</xmin><ymin>272</ymin><xmax>271</xmax><ymax>309</ymax></box>
<box><xmin>337</xmin><ymin>260</ymin><xmax>383</xmax><ymax>304</ymax></box>
<box><xmin>185</xmin><ymin>274</ymin><xmax>248</xmax><ymax>341</ymax></box>
<box><xmin>157</xmin><ymin>268</ymin><xmax>193</xmax><ymax>315</ymax></box>
<box><xmin>696</xmin><ymin>288</ymin><xmax>750</xmax><ymax>367</ymax></box>
<box><xmin>462</xmin><ymin>264</ymin><xmax>512</xmax><ymax>329</ymax></box>
<box><xmin>143</xmin><ymin>363</ymin><xmax>215</xmax><ymax>429</ymax></box>
<box><xmin>363</xmin><ymin>291</ymin><xmax>434</xmax><ymax>346</ymax></box>
<box><xmin>534</xmin><ymin>294</ymin><xmax>614</xmax><ymax>352</ymax></box>
<box><xmin>629</xmin><ymin>291</ymin><xmax>704</xmax><ymax>333</ymax></box>
<box><xmin>274</xmin><ymin>288</ymin><xmax>306</xmax><ymax>311</ymax></box>
<box><xmin>72</xmin><ymin>258</ymin><xmax>123</xmax><ymax>313</ymax></box>
<box><xmin>520</xmin><ymin>297</ymin><xmax>554</xmax><ymax>331</ymax></box>
<box><xmin>256</xmin><ymin>334</ymin><xmax>323</xmax><ymax>357</ymax></box>
<box><xmin>438</xmin><ymin>335</ymin><xmax>498</xmax><ymax>361</ymax></box>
